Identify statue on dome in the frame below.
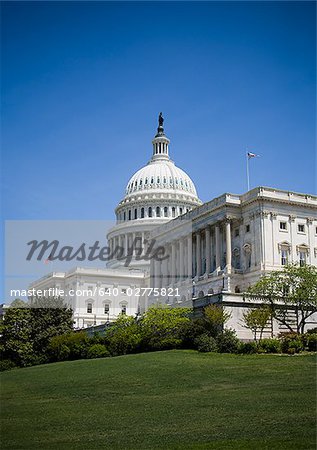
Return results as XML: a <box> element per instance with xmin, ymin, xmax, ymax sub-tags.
<box><xmin>158</xmin><ymin>112</ymin><xmax>164</xmax><ymax>127</ymax></box>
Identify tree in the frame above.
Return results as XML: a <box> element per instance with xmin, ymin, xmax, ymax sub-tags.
<box><xmin>29</xmin><ymin>296</ymin><xmax>74</xmax><ymax>358</ymax></box>
<box><xmin>140</xmin><ymin>305</ymin><xmax>191</xmax><ymax>350</ymax></box>
<box><xmin>0</xmin><ymin>305</ymin><xmax>34</xmax><ymax>366</ymax></box>
<box><xmin>203</xmin><ymin>304</ymin><xmax>231</xmax><ymax>337</ymax></box>
<box><xmin>1</xmin><ymin>296</ymin><xmax>74</xmax><ymax>367</ymax></box>
<box><xmin>242</xmin><ymin>307</ymin><xmax>271</xmax><ymax>342</ymax></box>
<box><xmin>247</xmin><ymin>264</ymin><xmax>317</xmax><ymax>334</ymax></box>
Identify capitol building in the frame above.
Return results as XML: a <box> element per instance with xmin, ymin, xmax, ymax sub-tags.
<box><xmin>30</xmin><ymin>115</ymin><xmax>317</xmax><ymax>337</ymax></box>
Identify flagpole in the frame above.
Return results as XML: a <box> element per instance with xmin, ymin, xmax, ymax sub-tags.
<box><xmin>246</xmin><ymin>152</ymin><xmax>250</xmax><ymax>191</ymax></box>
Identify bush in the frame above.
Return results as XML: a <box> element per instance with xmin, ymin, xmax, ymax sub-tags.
<box><xmin>49</xmin><ymin>332</ymin><xmax>90</xmax><ymax>361</ymax></box>
<box><xmin>87</xmin><ymin>344</ymin><xmax>110</xmax><ymax>359</ymax></box>
<box><xmin>194</xmin><ymin>334</ymin><xmax>218</xmax><ymax>353</ymax></box>
<box><xmin>216</xmin><ymin>329</ymin><xmax>240</xmax><ymax>353</ymax></box>
<box><xmin>279</xmin><ymin>333</ymin><xmax>303</xmax><ymax>354</ymax></box>
<box><xmin>306</xmin><ymin>333</ymin><xmax>317</xmax><ymax>352</ymax></box>
<box><xmin>238</xmin><ymin>341</ymin><xmax>258</xmax><ymax>354</ymax></box>
<box><xmin>0</xmin><ymin>359</ymin><xmax>17</xmax><ymax>372</ymax></box>
<box><xmin>258</xmin><ymin>339</ymin><xmax>281</xmax><ymax>354</ymax></box>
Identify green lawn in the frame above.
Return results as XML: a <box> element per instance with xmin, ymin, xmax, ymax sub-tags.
<box><xmin>1</xmin><ymin>351</ymin><xmax>316</xmax><ymax>449</ymax></box>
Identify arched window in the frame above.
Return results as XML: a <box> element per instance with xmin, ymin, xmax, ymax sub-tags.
<box><xmin>172</xmin><ymin>207</ymin><xmax>176</xmax><ymax>218</ymax></box>
<box><xmin>156</xmin><ymin>206</ymin><xmax>161</xmax><ymax>217</ymax></box>
<box><xmin>123</xmin><ymin>211</ymin><xmax>126</xmax><ymax>221</ymax></box>
<box><xmin>164</xmin><ymin>207</ymin><xmax>168</xmax><ymax>217</ymax></box>
<box><xmin>198</xmin><ymin>291</ymin><xmax>204</xmax><ymax>298</ymax></box>
<box><xmin>128</xmin><ymin>210</ymin><xmax>131</xmax><ymax>221</ymax></box>
<box><xmin>134</xmin><ymin>209</ymin><xmax>137</xmax><ymax>220</ymax></box>
<box><xmin>141</xmin><ymin>207</ymin><xmax>145</xmax><ymax>218</ymax></box>
<box><xmin>148</xmin><ymin>207</ymin><xmax>152</xmax><ymax>218</ymax></box>
<box><xmin>179</xmin><ymin>207</ymin><xmax>183</xmax><ymax>215</ymax></box>
<box><xmin>104</xmin><ymin>304</ymin><xmax>110</xmax><ymax>314</ymax></box>
<box><xmin>87</xmin><ymin>303</ymin><xmax>92</xmax><ymax>314</ymax></box>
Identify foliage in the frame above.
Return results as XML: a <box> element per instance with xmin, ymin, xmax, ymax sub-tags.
<box><xmin>304</xmin><ymin>333</ymin><xmax>317</xmax><ymax>352</ymax></box>
<box><xmin>203</xmin><ymin>304</ymin><xmax>231</xmax><ymax>337</ymax></box>
<box><xmin>29</xmin><ymin>297</ymin><xmax>74</xmax><ymax>358</ymax></box>
<box><xmin>182</xmin><ymin>318</ymin><xmax>208</xmax><ymax>348</ymax></box>
<box><xmin>140</xmin><ymin>305</ymin><xmax>191</xmax><ymax>351</ymax></box>
<box><xmin>105</xmin><ymin>315</ymin><xmax>142</xmax><ymax>356</ymax></box>
<box><xmin>216</xmin><ymin>329</ymin><xmax>240</xmax><ymax>353</ymax></box>
<box><xmin>0</xmin><ymin>359</ymin><xmax>17</xmax><ymax>372</ymax></box>
<box><xmin>87</xmin><ymin>344</ymin><xmax>110</xmax><ymax>359</ymax></box>
<box><xmin>242</xmin><ymin>307</ymin><xmax>271</xmax><ymax>341</ymax></box>
<box><xmin>1</xmin><ymin>297</ymin><xmax>74</xmax><ymax>367</ymax></box>
<box><xmin>49</xmin><ymin>332</ymin><xmax>90</xmax><ymax>361</ymax></box>
<box><xmin>0</xmin><ymin>306</ymin><xmax>34</xmax><ymax>367</ymax></box>
<box><xmin>238</xmin><ymin>341</ymin><xmax>258</xmax><ymax>354</ymax></box>
<box><xmin>258</xmin><ymin>338</ymin><xmax>281</xmax><ymax>354</ymax></box>
<box><xmin>279</xmin><ymin>332</ymin><xmax>303</xmax><ymax>354</ymax></box>
<box><xmin>247</xmin><ymin>264</ymin><xmax>317</xmax><ymax>334</ymax></box>
<box><xmin>194</xmin><ymin>333</ymin><xmax>218</xmax><ymax>353</ymax></box>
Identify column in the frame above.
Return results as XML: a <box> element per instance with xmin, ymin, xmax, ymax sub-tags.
<box><xmin>150</xmin><ymin>258</ymin><xmax>155</xmax><ymax>288</ymax></box>
<box><xmin>225</xmin><ymin>219</ymin><xmax>232</xmax><ymax>274</ymax></box>
<box><xmin>196</xmin><ymin>232</ymin><xmax>201</xmax><ymax>277</ymax></box>
<box><xmin>171</xmin><ymin>242</ymin><xmax>176</xmax><ymax>284</ymax></box>
<box><xmin>187</xmin><ymin>234</ymin><xmax>192</xmax><ymax>279</ymax></box>
<box><xmin>125</xmin><ymin>234</ymin><xmax>128</xmax><ymax>257</ymax></box>
<box><xmin>205</xmin><ymin>226</ymin><xmax>211</xmax><ymax>275</ymax></box>
<box><xmin>179</xmin><ymin>238</ymin><xmax>184</xmax><ymax>280</ymax></box>
<box><xmin>215</xmin><ymin>224</ymin><xmax>221</xmax><ymax>273</ymax></box>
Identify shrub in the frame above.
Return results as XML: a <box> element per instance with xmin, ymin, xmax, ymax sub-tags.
<box><xmin>258</xmin><ymin>338</ymin><xmax>281</xmax><ymax>354</ymax></box>
<box><xmin>238</xmin><ymin>341</ymin><xmax>258</xmax><ymax>354</ymax></box>
<box><xmin>279</xmin><ymin>333</ymin><xmax>303</xmax><ymax>354</ymax></box>
<box><xmin>0</xmin><ymin>359</ymin><xmax>17</xmax><ymax>372</ymax></box>
<box><xmin>306</xmin><ymin>333</ymin><xmax>317</xmax><ymax>352</ymax></box>
<box><xmin>216</xmin><ymin>329</ymin><xmax>240</xmax><ymax>353</ymax></box>
<box><xmin>87</xmin><ymin>344</ymin><xmax>110</xmax><ymax>359</ymax></box>
<box><xmin>49</xmin><ymin>332</ymin><xmax>90</xmax><ymax>361</ymax></box>
<box><xmin>182</xmin><ymin>319</ymin><xmax>207</xmax><ymax>348</ymax></box>
<box><xmin>194</xmin><ymin>334</ymin><xmax>218</xmax><ymax>353</ymax></box>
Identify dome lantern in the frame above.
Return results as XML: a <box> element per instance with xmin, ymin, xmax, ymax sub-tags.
<box><xmin>151</xmin><ymin>112</ymin><xmax>170</xmax><ymax>161</ymax></box>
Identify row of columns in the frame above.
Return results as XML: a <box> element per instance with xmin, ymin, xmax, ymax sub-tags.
<box><xmin>109</xmin><ymin>232</ymin><xmax>148</xmax><ymax>258</ymax></box>
<box><xmin>152</xmin><ymin>220</ymin><xmax>233</xmax><ymax>289</ymax></box>
<box><xmin>117</xmin><ymin>205</ymin><xmax>191</xmax><ymax>222</ymax></box>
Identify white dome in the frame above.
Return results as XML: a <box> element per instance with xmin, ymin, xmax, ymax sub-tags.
<box><xmin>125</xmin><ymin>159</ymin><xmax>198</xmax><ymax>198</ymax></box>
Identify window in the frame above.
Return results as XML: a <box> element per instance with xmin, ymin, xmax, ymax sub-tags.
<box><xmin>87</xmin><ymin>303</ymin><xmax>92</xmax><ymax>314</ymax></box>
<box><xmin>141</xmin><ymin>207</ymin><xmax>145</xmax><ymax>218</ymax></box>
<box><xmin>281</xmin><ymin>249</ymin><xmax>288</xmax><ymax>266</ymax></box>
<box><xmin>234</xmin><ymin>228</ymin><xmax>239</xmax><ymax>237</ymax></box>
<box><xmin>148</xmin><ymin>207</ymin><xmax>152</xmax><ymax>218</ymax></box>
<box><xmin>128</xmin><ymin>210</ymin><xmax>131</xmax><ymax>221</ymax></box>
<box><xmin>121</xmin><ymin>288</ymin><xmax>127</xmax><ymax>295</ymax></box>
<box><xmin>134</xmin><ymin>209</ymin><xmax>137</xmax><ymax>220</ymax></box>
<box><xmin>164</xmin><ymin>207</ymin><xmax>168</xmax><ymax>217</ymax></box>
<box><xmin>172</xmin><ymin>207</ymin><xmax>176</xmax><ymax>218</ymax></box>
<box><xmin>156</xmin><ymin>206</ymin><xmax>160</xmax><ymax>217</ymax></box>
<box><xmin>279</xmin><ymin>221</ymin><xmax>287</xmax><ymax>231</ymax></box>
<box><xmin>123</xmin><ymin>211</ymin><xmax>126</xmax><ymax>221</ymax></box>
<box><xmin>121</xmin><ymin>305</ymin><xmax>127</xmax><ymax>315</ymax></box>
<box><xmin>299</xmin><ymin>251</ymin><xmax>306</xmax><ymax>267</ymax></box>
<box><xmin>179</xmin><ymin>207</ymin><xmax>183</xmax><ymax>215</ymax></box>
<box><xmin>104</xmin><ymin>304</ymin><xmax>110</xmax><ymax>314</ymax></box>
<box><xmin>245</xmin><ymin>224</ymin><xmax>250</xmax><ymax>233</ymax></box>
<box><xmin>298</xmin><ymin>224</ymin><xmax>305</xmax><ymax>233</ymax></box>
<box><xmin>104</xmin><ymin>287</ymin><xmax>110</xmax><ymax>295</ymax></box>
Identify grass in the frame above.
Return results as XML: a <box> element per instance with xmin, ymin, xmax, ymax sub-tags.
<box><xmin>1</xmin><ymin>350</ymin><xmax>316</xmax><ymax>449</ymax></box>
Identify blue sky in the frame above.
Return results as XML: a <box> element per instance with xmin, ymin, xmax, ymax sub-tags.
<box><xmin>2</xmin><ymin>1</ymin><xmax>316</xmax><ymax>222</ymax></box>
<box><xmin>1</xmin><ymin>1</ymin><xmax>316</xmax><ymax>297</ymax></box>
